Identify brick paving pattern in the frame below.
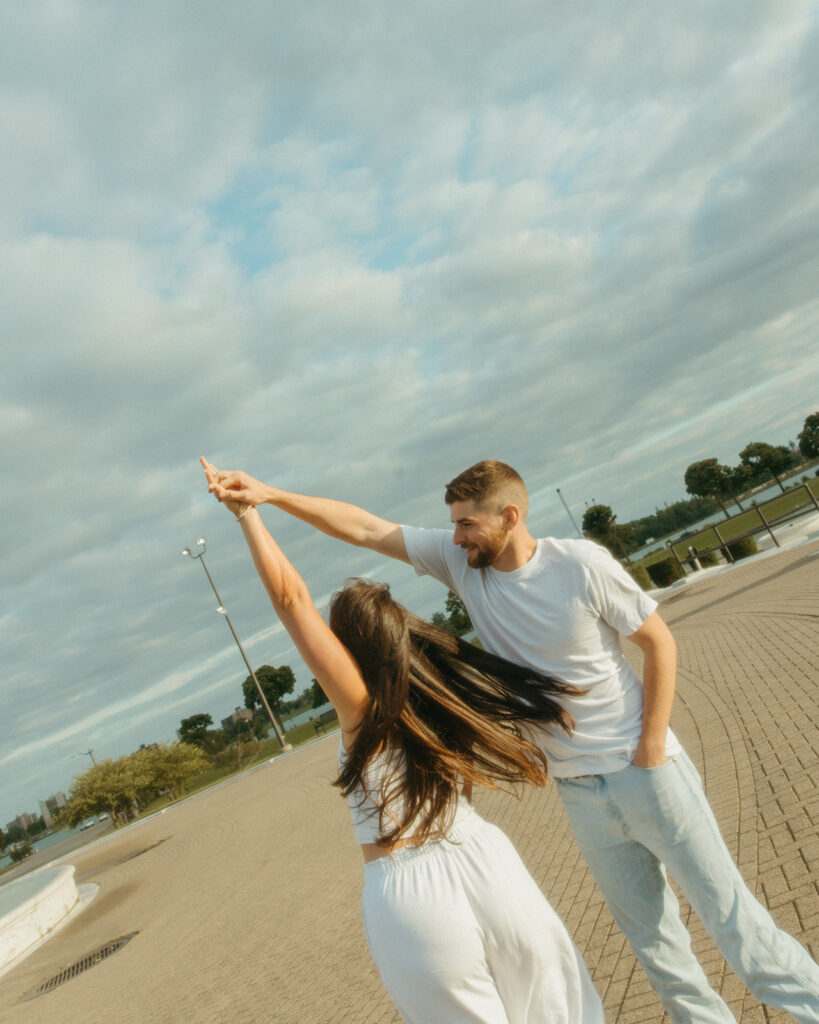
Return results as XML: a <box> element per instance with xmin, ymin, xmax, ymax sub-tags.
<box><xmin>0</xmin><ymin>539</ymin><xmax>816</xmax><ymax>1023</ymax></box>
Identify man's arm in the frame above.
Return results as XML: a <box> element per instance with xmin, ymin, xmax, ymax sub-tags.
<box><xmin>206</xmin><ymin>467</ymin><xmax>410</xmax><ymax>563</ymax></box>
<box><xmin>626</xmin><ymin>611</ymin><xmax>677</xmax><ymax>767</ymax></box>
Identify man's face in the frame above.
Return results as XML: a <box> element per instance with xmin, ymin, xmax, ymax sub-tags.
<box><xmin>449</xmin><ymin>499</ymin><xmax>509</xmax><ymax>568</ymax></box>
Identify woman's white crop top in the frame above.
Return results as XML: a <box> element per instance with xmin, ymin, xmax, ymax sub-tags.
<box><xmin>338</xmin><ymin>738</ymin><xmax>472</xmax><ymax>845</ymax></box>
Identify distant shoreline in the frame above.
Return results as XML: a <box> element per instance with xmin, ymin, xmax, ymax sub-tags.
<box><xmin>0</xmin><ymin>818</ymin><xmax>113</xmax><ymax>887</ymax></box>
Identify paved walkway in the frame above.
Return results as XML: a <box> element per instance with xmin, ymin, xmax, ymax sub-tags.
<box><xmin>1</xmin><ymin>539</ymin><xmax>817</xmax><ymax>1023</ymax></box>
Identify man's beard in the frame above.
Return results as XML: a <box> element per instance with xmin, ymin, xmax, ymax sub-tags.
<box><xmin>466</xmin><ymin>526</ymin><xmax>507</xmax><ymax>568</ymax></box>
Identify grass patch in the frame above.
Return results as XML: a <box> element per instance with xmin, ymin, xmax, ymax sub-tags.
<box><xmin>636</xmin><ymin>479</ymin><xmax>819</xmax><ymax>571</ymax></box>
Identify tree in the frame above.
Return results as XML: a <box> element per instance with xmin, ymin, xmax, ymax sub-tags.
<box><xmin>798</xmin><ymin>412</ymin><xmax>819</xmax><ymax>459</ymax></box>
<box><xmin>179</xmin><ymin>713</ymin><xmax>214</xmax><ymax>747</ymax></box>
<box><xmin>111</xmin><ymin>749</ymin><xmax>158</xmax><ymax>817</ymax></box>
<box><xmin>179</xmin><ymin>713</ymin><xmax>226</xmax><ymax>756</ymax></box>
<box><xmin>739</xmin><ymin>442</ymin><xmax>793</xmax><ymax>493</ymax></box>
<box><xmin>63</xmin><ymin>742</ymin><xmax>211</xmax><ymax>827</ymax></box>
<box><xmin>63</xmin><ymin>759</ymin><xmax>134</xmax><ymax>827</ymax></box>
<box><xmin>683</xmin><ymin>459</ymin><xmax>741</xmax><ymax>515</ymax></box>
<box><xmin>9</xmin><ymin>840</ymin><xmax>32</xmax><ymax>863</ymax></box>
<box><xmin>308</xmin><ymin>679</ymin><xmax>328</xmax><ymax>708</ymax></box>
<box><xmin>581</xmin><ymin>505</ymin><xmax>635</xmax><ymax>559</ymax></box>
<box><xmin>612</xmin><ymin>523</ymin><xmax>637</xmax><ymax>555</ymax></box>
<box><xmin>180</xmin><ymin>714</ymin><xmax>226</xmax><ymax>756</ymax></box>
<box><xmin>445</xmin><ymin>591</ymin><xmax>472</xmax><ymax>635</ymax></box>
<box><xmin>626</xmin><ymin>495</ymin><xmax>718</xmax><ymax>547</ymax></box>
<box><xmin>142</xmin><ymin>743</ymin><xmax>210</xmax><ymax>801</ymax></box>
<box><xmin>242</xmin><ymin>664</ymin><xmax>296</xmax><ymax>714</ymax></box>
<box><xmin>725</xmin><ymin>462</ymin><xmax>752</xmax><ymax>498</ymax></box>
<box><xmin>222</xmin><ymin>713</ymin><xmax>265</xmax><ymax>768</ymax></box>
<box><xmin>431</xmin><ymin>592</ymin><xmax>473</xmax><ymax>635</ymax></box>
<box><xmin>582</xmin><ymin>504</ymin><xmax>615</xmax><ymax>540</ymax></box>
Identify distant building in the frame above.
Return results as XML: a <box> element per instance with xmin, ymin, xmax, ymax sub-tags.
<box><xmin>221</xmin><ymin>707</ymin><xmax>254</xmax><ymax>731</ymax></box>
<box><xmin>6</xmin><ymin>811</ymin><xmax>37</xmax><ymax>834</ymax></box>
<box><xmin>39</xmin><ymin>792</ymin><xmax>68</xmax><ymax>828</ymax></box>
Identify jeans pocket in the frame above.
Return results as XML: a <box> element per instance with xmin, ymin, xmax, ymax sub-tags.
<box><xmin>623</xmin><ymin>757</ymin><xmax>699</xmax><ymax>845</ymax></box>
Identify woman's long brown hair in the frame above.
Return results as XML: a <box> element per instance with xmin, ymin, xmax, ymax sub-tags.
<box><xmin>329</xmin><ymin>579</ymin><xmax>582</xmax><ymax>846</ymax></box>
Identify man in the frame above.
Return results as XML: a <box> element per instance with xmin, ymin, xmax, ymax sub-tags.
<box><xmin>208</xmin><ymin>459</ymin><xmax>819</xmax><ymax>1024</ymax></box>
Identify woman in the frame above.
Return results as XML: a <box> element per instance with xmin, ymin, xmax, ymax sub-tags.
<box><xmin>202</xmin><ymin>458</ymin><xmax>605</xmax><ymax>1024</ymax></box>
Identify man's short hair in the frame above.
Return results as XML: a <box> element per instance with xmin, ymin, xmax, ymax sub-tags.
<box><xmin>445</xmin><ymin>460</ymin><xmax>529</xmax><ymax>518</ymax></box>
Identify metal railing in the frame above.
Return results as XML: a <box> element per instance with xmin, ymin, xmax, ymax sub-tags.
<box><xmin>665</xmin><ymin>481</ymin><xmax>819</xmax><ymax>572</ymax></box>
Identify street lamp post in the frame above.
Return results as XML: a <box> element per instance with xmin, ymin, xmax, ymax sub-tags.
<box><xmin>182</xmin><ymin>538</ymin><xmax>292</xmax><ymax>752</ymax></box>
<box><xmin>555</xmin><ymin>488</ymin><xmax>584</xmax><ymax>538</ymax></box>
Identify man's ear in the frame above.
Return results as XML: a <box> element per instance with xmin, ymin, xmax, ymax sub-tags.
<box><xmin>502</xmin><ymin>504</ymin><xmax>520</xmax><ymax>530</ymax></box>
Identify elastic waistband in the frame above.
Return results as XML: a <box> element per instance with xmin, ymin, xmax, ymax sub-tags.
<box><xmin>362</xmin><ymin>805</ymin><xmax>483</xmax><ymax>876</ymax></box>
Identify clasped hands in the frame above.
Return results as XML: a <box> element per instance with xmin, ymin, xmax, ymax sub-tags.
<box><xmin>200</xmin><ymin>457</ymin><xmax>262</xmax><ymax>520</ymax></box>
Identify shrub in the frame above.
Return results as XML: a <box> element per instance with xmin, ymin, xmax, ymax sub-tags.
<box><xmin>726</xmin><ymin>536</ymin><xmax>758</xmax><ymax>561</ymax></box>
<box><xmin>696</xmin><ymin>550</ymin><xmax>718</xmax><ymax>567</ymax></box>
<box><xmin>627</xmin><ymin>564</ymin><xmax>652</xmax><ymax>590</ymax></box>
<box><xmin>9</xmin><ymin>840</ymin><xmax>32</xmax><ymax>862</ymax></box>
<box><xmin>646</xmin><ymin>556</ymin><xmax>685</xmax><ymax>587</ymax></box>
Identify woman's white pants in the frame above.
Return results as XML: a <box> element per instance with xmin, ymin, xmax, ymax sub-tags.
<box><xmin>361</xmin><ymin>810</ymin><xmax>604</xmax><ymax>1024</ymax></box>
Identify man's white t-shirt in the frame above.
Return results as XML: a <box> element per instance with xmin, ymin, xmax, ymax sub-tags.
<box><xmin>402</xmin><ymin>528</ymin><xmax>681</xmax><ymax>778</ymax></box>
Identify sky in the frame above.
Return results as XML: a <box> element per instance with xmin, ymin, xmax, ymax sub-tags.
<box><xmin>2</xmin><ymin>0</ymin><xmax>818</xmax><ymax>826</ymax></box>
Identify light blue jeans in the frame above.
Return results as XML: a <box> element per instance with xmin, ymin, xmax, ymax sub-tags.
<box><xmin>556</xmin><ymin>752</ymin><xmax>819</xmax><ymax>1024</ymax></box>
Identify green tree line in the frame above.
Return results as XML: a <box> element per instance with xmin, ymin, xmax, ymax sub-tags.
<box><xmin>60</xmin><ymin>743</ymin><xmax>210</xmax><ymax>829</ymax></box>
<box><xmin>9</xmin><ymin>642</ymin><xmax>327</xmax><ymax>851</ymax></box>
<box><xmin>582</xmin><ymin>412</ymin><xmax>818</xmax><ymax>557</ymax></box>
<box><xmin>53</xmin><ymin>663</ymin><xmax>322</xmax><ymax>838</ymax></box>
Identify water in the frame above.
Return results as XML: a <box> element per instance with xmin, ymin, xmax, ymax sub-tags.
<box><xmin>282</xmin><ymin>702</ymin><xmax>334</xmax><ymax>730</ymax></box>
<box><xmin>0</xmin><ymin>869</ymin><xmax>61</xmax><ymax>915</ymax></box>
<box><xmin>0</xmin><ymin>824</ymin><xmax>86</xmax><ymax>871</ymax></box>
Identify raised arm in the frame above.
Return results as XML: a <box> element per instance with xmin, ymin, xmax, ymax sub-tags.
<box><xmin>201</xmin><ymin>459</ymin><xmax>369</xmax><ymax>735</ymax></box>
<box><xmin>206</xmin><ymin>466</ymin><xmax>409</xmax><ymax>563</ymax></box>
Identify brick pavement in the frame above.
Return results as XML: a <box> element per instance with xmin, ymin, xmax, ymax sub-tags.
<box><xmin>0</xmin><ymin>539</ymin><xmax>816</xmax><ymax>1023</ymax></box>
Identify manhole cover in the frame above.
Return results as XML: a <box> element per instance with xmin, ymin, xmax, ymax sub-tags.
<box><xmin>19</xmin><ymin>932</ymin><xmax>139</xmax><ymax>1002</ymax></box>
